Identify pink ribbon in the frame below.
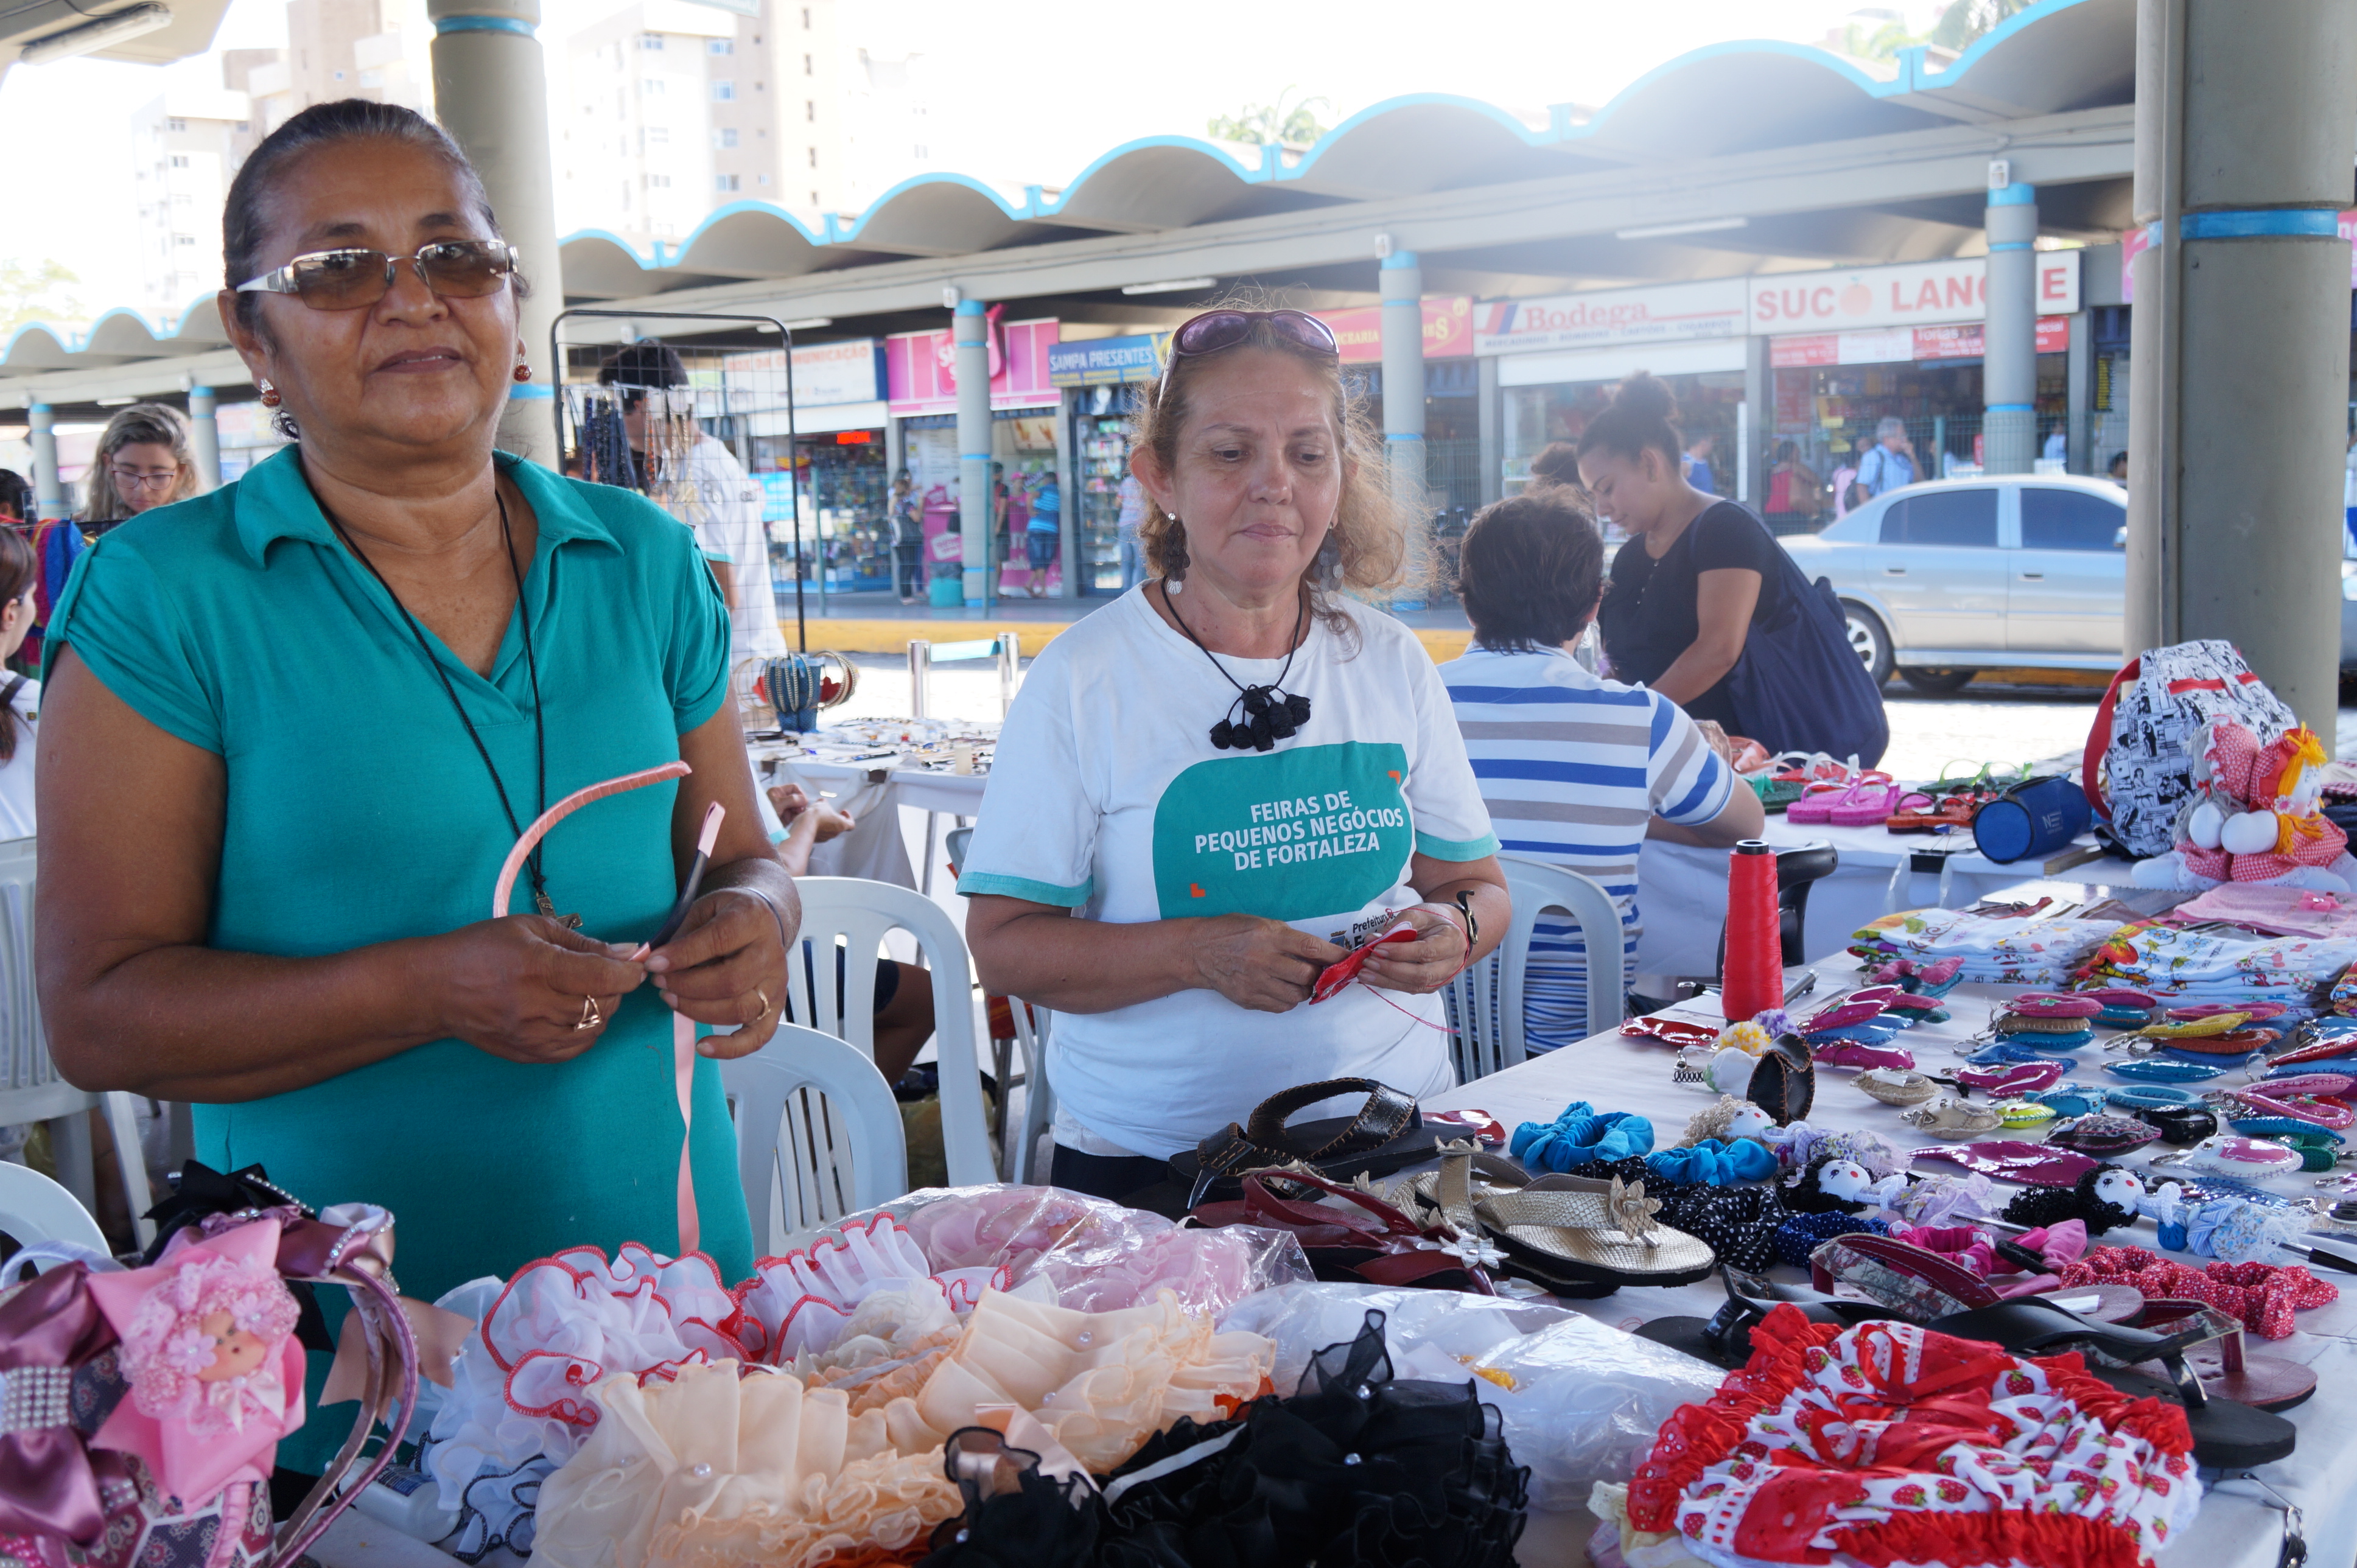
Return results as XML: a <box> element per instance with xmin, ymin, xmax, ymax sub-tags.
<box><xmin>491</xmin><ymin>760</ymin><xmax>706</xmax><ymax>1256</ymax></box>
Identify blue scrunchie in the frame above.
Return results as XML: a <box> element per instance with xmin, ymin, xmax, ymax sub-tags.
<box><xmin>1510</xmin><ymin>1100</ymin><xmax>1656</xmax><ymax>1172</ymax></box>
<box><xmin>1645</xmin><ymin>1138</ymin><xmax>1779</xmax><ymax>1187</ymax></box>
<box><xmin>1773</xmin><ymin>1212</ymin><xmax>1890</xmax><ymax>1269</ymax></box>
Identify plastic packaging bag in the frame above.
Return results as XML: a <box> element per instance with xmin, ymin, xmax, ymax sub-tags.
<box><xmin>870</xmin><ymin>1183</ymin><xmax>1315</xmax><ymax>1317</ymax></box>
<box><xmin>1218</xmin><ymin>1281</ymin><xmax>1723</xmax><ymax>1510</ymax></box>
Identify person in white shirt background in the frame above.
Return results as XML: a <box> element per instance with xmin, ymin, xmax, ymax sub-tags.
<box><xmin>597</xmin><ymin>345</ymin><xmax>790</xmax><ymax>671</ymax></box>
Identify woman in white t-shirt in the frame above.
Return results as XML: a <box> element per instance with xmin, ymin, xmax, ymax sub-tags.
<box><xmin>958</xmin><ymin>308</ymin><xmax>1510</xmax><ymax>1203</ymax></box>
<box><xmin>0</xmin><ymin>525</ymin><xmax>38</xmax><ymax>838</ymax></box>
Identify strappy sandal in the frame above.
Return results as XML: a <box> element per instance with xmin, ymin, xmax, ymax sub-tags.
<box><xmin>1884</xmin><ymin>790</ymin><xmax>1975</xmax><ymax>833</ymax></box>
<box><xmin>1172</xmin><ymin>1077</ymin><xmax>1433</xmax><ymax>1208</ymax></box>
<box><xmin>1401</xmin><ymin>1144</ymin><xmax>1717</xmax><ymax>1295</ymax></box>
<box><xmin>2131</xmin><ymin>1299</ymin><xmax>2317</xmax><ymax>1412</ymax></box>
<box><xmin>1190</xmin><ymin>1169</ymin><xmax>1499</xmax><ymax>1293</ymax></box>
<box><xmin>1633</xmin><ymin>1265</ymin><xmax>1899</xmax><ymax>1370</ymax></box>
<box><xmin>1899</xmin><ymin>1095</ymin><xmax>2005</xmax><ymax>1140</ymax></box>
<box><xmin>1921</xmin><ymin>1294</ymin><xmax>2299</xmax><ymax>1468</ymax></box>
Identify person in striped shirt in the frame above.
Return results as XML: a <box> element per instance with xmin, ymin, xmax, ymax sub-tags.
<box><xmin>1441</xmin><ymin>490</ymin><xmax>1764</xmax><ymax>1050</ymax></box>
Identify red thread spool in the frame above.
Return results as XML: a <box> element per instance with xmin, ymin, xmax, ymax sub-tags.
<box><xmin>1722</xmin><ymin>839</ymin><xmax>1783</xmax><ymax>1023</ymax></box>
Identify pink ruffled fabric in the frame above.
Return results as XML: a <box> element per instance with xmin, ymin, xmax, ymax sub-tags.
<box><xmin>2051</xmin><ymin>1246</ymin><xmax>2339</xmax><ymax>1339</ymax></box>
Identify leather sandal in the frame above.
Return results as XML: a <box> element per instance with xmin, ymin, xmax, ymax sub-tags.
<box><xmin>1922</xmin><ymin>1295</ymin><xmax>2297</xmax><ymax>1468</ymax></box>
<box><xmin>1171</xmin><ymin>1077</ymin><xmax>1431</xmax><ymax>1208</ymax></box>
<box><xmin>1634</xmin><ymin>1265</ymin><xmax>1899</xmax><ymax>1369</ymax></box>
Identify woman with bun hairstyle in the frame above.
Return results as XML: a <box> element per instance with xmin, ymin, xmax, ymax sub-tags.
<box><xmin>1580</xmin><ymin>373</ymin><xmax>1885</xmax><ymax>761</ymax></box>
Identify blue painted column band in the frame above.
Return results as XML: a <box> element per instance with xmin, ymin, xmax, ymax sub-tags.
<box><xmin>1380</xmin><ymin>250</ymin><xmax>1420</xmax><ymax>270</ymax></box>
<box><xmin>2181</xmin><ymin>209</ymin><xmax>2345</xmax><ymax>239</ymax></box>
<box><xmin>1989</xmin><ymin>241</ymin><xmax>2033</xmax><ymax>252</ymax></box>
<box><xmin>433</xmin><ymin>14</ymin><xmax>533</xmax><ymax>34</ymax></box>
<box><xmin>1988</xmin><ymin>183</ymin><xmax>2037</xmax><ymax>207</ymax></box>
<box><xmin>1988</xmin><ymin>402</ymin><xmax>2035</xmax><ymax>413</ymax></box>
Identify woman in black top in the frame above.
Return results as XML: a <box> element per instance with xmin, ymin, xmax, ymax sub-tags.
<box><xmin>1581</xmin><ymin>374</ymin><xmax>1794</xmax><ymax>733</ymax></box>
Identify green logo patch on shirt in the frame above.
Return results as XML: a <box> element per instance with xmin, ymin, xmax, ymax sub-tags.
<box><xmin>1152</xmin><ymin>741</ymin><xmax>1410</xmax><ymax>920</ymax></box>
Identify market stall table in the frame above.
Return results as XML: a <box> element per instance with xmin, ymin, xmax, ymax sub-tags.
<box><xmin>1424</xmin><ymin>957</ymin><xmax>2357</xmax><ymax>1568</ymax></box>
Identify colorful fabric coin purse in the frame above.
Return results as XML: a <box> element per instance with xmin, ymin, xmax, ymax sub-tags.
<box><xmin>0</xmin><ymin>1182</ymin><xmax>419</xmax><ymax>1568</ymax></box>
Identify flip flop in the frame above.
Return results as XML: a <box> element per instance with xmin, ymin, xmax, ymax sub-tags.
<box><xmin>1634</xmin><ymin>1265</ymin><xmax>1899</xmax><ymax>1370</ymax></box>
<box><xmin>1172</xmin><ymin>1078</ymin><xmax>1438</xmax><ymax>1208</ymax></box>
<box><xmin>1403</xmin><ymin>1145</ymin><xmax>1718</xmax><ymax>1296</ymax></box>
<box><xmin>1827</xmin><ymin>776</ymin><xmax>1903</xmax><ymax>828</ymax></box>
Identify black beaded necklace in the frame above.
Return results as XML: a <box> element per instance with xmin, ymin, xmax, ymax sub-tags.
<box><xmin>1163</xmin><ymin>585</ymin><xmax>1314</xmax><ymax>753</ymax></box>
<box><xmin>317</xmin><ymin>477</ymin><xmax>557</xmax><ymax>917</ymax></box>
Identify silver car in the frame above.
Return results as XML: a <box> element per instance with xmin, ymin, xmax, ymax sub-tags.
<box><xmin>1783</xmin><ymin>474</ymin><xmax>2357</xmax><ymax>692</ymax></box>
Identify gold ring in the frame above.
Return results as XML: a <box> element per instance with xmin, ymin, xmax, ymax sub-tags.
<box><xmin>755</xmin><ymin>988</ymin><xmax>771</xmax><ymax>1018</ymax></box>
<box><xmin>575</xmin><ymin>995</ymin><xmax>603</xmax><ymax>1031</ymax></box>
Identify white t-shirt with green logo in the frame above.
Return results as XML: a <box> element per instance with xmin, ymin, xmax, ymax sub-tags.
<box><xmin>957</xmin><ymin>589</ymin><xmax>1500</xmax><ymax>1160</ymax></box>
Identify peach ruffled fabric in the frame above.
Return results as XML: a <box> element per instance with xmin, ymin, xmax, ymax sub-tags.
<box><xmin>533</xmin><ymin>1360</ymin><xmax>961</xmax><ymax>1568</ymax></box>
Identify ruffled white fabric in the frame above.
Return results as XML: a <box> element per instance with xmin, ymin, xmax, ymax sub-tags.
<box><xmin>735</xmin><ymin>1213</ymin><xmax>1004</xmax><ymax>1365</ymax></box>
<box><xmin>534</xmin><ymin>1359</ymin><xmax>961</xmax><ymax>1568</ymax></box>
<box><xmin>424</xmin><ymin>1245</ymin><xmax>748</xmax><ymax>1510</ymax></box>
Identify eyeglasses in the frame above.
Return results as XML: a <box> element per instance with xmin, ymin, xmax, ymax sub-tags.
<box><xmin>108</xmin><ymin>465</ymin><xmax>180</xmax><ymax>490</ymax></box>
<box><xmin>235</xmin><ymin>239</ymin><xmax>520</xmax><ymax>312</ymax></box>
<box><xmin>1158</xmin><ymin>309</ymin><xmax>1339</xmax><ymax>392</ymax></box>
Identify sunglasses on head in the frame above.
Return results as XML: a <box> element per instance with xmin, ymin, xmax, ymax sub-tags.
<box><xmin>1158</xmin><ymin>309</ymin><xmax>1339</xmax><ymax>392</ymax></box>
<box><xmin>235</xmin><ymin>239</ymin><xmax>519</xmax><ymax>312</ymax></box>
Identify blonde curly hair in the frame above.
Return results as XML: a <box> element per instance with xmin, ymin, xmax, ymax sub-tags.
<box><xmin>1132</xmin><ymin>301</ymin><xmax>1426</xmax><ymax>630</ymax></box>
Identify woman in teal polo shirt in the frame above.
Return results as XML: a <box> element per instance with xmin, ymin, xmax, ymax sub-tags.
<box><xmin>36</xmin><ymin>103</ymin><xmax>794</xmax><ymax>1311</ymax></box>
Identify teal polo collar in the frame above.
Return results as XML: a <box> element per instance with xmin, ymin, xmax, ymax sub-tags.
<box><xmin>232</xmin><ymin>446</ymin><xmax>622</xmax><ymax>568</ymax></box>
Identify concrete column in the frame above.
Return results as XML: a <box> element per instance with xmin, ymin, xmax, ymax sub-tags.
<box><xmin>27</xmin><ymin>404</ymin><xmax>62</xmax><ymax>522</ymax></box>
<box><xmin>2126</xmin><ymin>0</ymin><xmax>2357</xmax><ymax>730</ymax></box>
<box><xmin>1054</xmin><ymin>387</ymin><xmax>1078</xmax><ymax>598</ymax></box>
<box><xmin>1475</xmin><ymin>353</ymin><xmax>1501</xmax><ymax>508</ymax></box>
<box><xmin>953</xmin><ymin>300</ymin><xmax>991</xmax><ymax>613</ymax></box>
<box><xmin>1742</xmin><ymin>334</ymin><xmax>1771</xmax><ymax>505</ymax></box>
<box><xmin>429</xmin><ymin>0</ymin><xmax>564</xmax><ymax>466</ymax></box>
<box><xmin>2064</xmin><ymin>314</ymin><xmax>2092</xmax><ymax>475</ymax></box>
<box><xmin>186</xmin><ymin>385</ymin><xmax>221</xmax><ymax>492</ymax></box>
<box><xmin>1379</xmin><ymin>253</ymin><xmax>1426</xmax><ymax>508</ymax></box>
<box><xmin>1983</xmin><ymin>180</ymin><xmax>2039</xmax><ymax>476</ymax></box>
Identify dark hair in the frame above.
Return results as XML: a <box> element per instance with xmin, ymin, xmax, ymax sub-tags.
<box><xmin>598</xmin><ymin>343</ymin><xmax>690</xmax><ymax>396</ymax></box>
<box><xmin>0</xmin><ymin>470</ymin><xmax>27</xmax><ymax>523</ymax></box>
<box><xmin>1774</xmin><ymin>439</ymin><xmax>1797</xmax><ymax>463</ymax></box>
<box><xmin>222</xmin><ymin>100</ymin><xmax>519</xmax><ymax>440</ymax></box>
<box><xmin>0</xmin><ymin>525</ymin><xmax>33</xmax><ymax>763</ymax></box>
<box><xmin>1576</xmin><ymin>371</ymin><xmax>1684</xmax><ymax>473</ymax></box>
<box><xmin>1455</xmin><ymin>489</ymin><xmax>1606</xmax><ymax>653</ymax></box>
<box><xmin>1528</xmin><ymin>442</ymin><xmax>1584</xmax><ymax>489</ymax></box>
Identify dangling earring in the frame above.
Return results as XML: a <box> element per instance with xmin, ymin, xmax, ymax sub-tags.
<box><xmin>258</xmin><ymin>379</ymin><xmax>281</xmax><ymax>408</ymax></box>
<box><xmin>1164</xmin><ymin>518</ymin><xmax>1188</xmax><ymax>595</ymax></box>
<box><xmin>1314</xmin><ymin>534</ymin><xmax>1342</xmax><ymax>591</ymax></box>
<box><xmin>513</xmin><ymin>354</ymin><xmax>533</xmax><ymax>383</ymax></box>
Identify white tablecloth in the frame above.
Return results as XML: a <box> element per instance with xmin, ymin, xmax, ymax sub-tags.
<box><xmin>1424</xmin><ymin>958</ymin><xmax>2357</xmax><ymax>1568</ymax></box>
<box><xmin>1635</xmin><ymin>816</ymin><xmax>2120</xmax><ymax>979</ymax></box>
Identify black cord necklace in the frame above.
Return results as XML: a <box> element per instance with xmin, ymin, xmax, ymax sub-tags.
<box><xmin>1162</xmin><ymin>585</ymin><xmax>1314</xmax><ymax>753</ymax></box>
<box><xmin>320</xmin><ymin>479</ymin><xmax>558</xmax><ymax>917</ymax></box>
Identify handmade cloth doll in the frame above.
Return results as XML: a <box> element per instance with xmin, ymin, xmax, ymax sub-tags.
<box><xmin>2151</xmin><ymin>719</ymin><xmax>2350</xmax><ymax>891</ymax></box>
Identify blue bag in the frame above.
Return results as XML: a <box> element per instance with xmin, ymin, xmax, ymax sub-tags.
<box><xmin>1715</xmin><ymin>510</ymin><xmax>1890</xmax><ymax>767</ymax></box>
<box><xmin>1972</xmin><ymin>774</ymin><xmax>2092</xmax><ymax>864</ymax></box>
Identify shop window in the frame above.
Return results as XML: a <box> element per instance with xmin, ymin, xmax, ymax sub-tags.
<box><xmin>2020</xmin><ymin>487</ymin><xmax>2125</xmax><ymax>551</ymax></box>
<box><xmin>1880</xmin><ymin>488</ymin><xmax>1996</xmax><ymax>548</ymax></box>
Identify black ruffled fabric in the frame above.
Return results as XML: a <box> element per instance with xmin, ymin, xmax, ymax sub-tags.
<box><xmin>1647</xmin><ymin>1181</ymin><xmax>1791</xmax><ymax>1275</ymax></box>
<box><xmin>919</xmin><ymin>1310</ymin><xmax>1529</xmax><ymax>1568</ymax></box>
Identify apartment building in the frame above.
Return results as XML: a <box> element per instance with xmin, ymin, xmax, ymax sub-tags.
<box><xmin>128</xmin><ymin>89</ymin><xmax>258</xmax><ymax>320</ymax></box>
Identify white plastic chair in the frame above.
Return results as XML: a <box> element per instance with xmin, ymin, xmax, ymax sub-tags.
<box><xmin>0</xmin><ymin>1161</ymin><xmax>110</xmax><ymax>1259</ymax></box>
<box><xmin>907</xmin><ymin>634</ymin><xmax>1019</xmax><ymax>720</ymax></box>
<box><xmin>1443</xmin><ymin>855</ymin><xmax>1626</xmax><ymax>1083</ymax></box>
<box><xmin>785</xmin><ymin>876</ymin><xmax>995</xmax><ymax>1186</ymax></box>
<box><xmin>722</xmin><ymin>1024</ymin><xmax>909</xmax><ymax>1253</ymax></box>
<box><xmin>942</xmin><ymin>827</ymin><xmax>1053</xmax><ymax>1183</ymax></box>
<box><xmin>0</xmin><ymin>835</ymin><xmax>153</xmax><ymax>1249</ymax></box>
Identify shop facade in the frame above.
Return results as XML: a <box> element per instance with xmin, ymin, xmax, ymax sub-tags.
<box><xmin>1471</xmin><ymin>254</ymin><xmax>2083</xmax><ymax>533</ymax></box>
<box><xmin>725</xmin><ymin>338</ymin><xmax>889</xmax><ymax>592</ymax></box>
<box><xmin>1046</xmin><ymin>334</ymin><xmax>1163</xmax><ymax>597</ymax></box>
<box><xmin>887</xmin><ymin>318</ymin><xmax>1063</xmax><ymax>601</ymax></box>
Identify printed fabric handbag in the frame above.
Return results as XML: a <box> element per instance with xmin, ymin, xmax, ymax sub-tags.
<box><xmin>0</xmin><ymin>1167</ymin><xmax>420</xmax><ymax>1568</ymax></box>
<box><xmin>1719</xmin><ymin>514</ymin><xmax>1891</xmax><ymax>768</ymax></box>
<box><xmin>2082</xmin><ymin>639</ymin><xmax>2297</xmax><ymax>859</ymax></box>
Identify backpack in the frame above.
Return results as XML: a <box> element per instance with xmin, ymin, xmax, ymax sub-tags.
<box><xmin>2081</xmin><ymin>639</ymin><xmax>2298</xmax><ymax>859</ymax></box>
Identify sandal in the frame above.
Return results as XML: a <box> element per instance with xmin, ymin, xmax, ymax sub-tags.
<box><xmin>1884</xmin><ymin>790</ymin><xmax>1976</xmax><ymax>833</ymax></box>
<box><xmin>1172</xmin><ymin>1077</ymin><xmax>1435</xmax><ymax>1208</ymax></box>
<box><xmin>2132</xmin><ymin>1299</ymin><xmax>2317</xmax><ymax>1412</ymax></box>
<box><xmin>1405</xmin><ymin>1144</ymin><xmax>1718</xmax><ymax>1295</ymax></box>
<box><xmin>1189</xmin><ymin>1169</ymin><xmax>1499</xmax><ymax>1293</ymax></box>
<box><xmin>1633</xmin><ymin>1265</ymin><xmax>1898</xmax><ymax>1370</ymax></box>
<box><xmin>1921</xmin><ymin>1294</ymin><xmax>2298</xmax><ymax>1467</ymax></box>
<box><xmin>1827</xmin><ymin>775</ymin><xmax>1903</xmax><ymax>828</ymax></box>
